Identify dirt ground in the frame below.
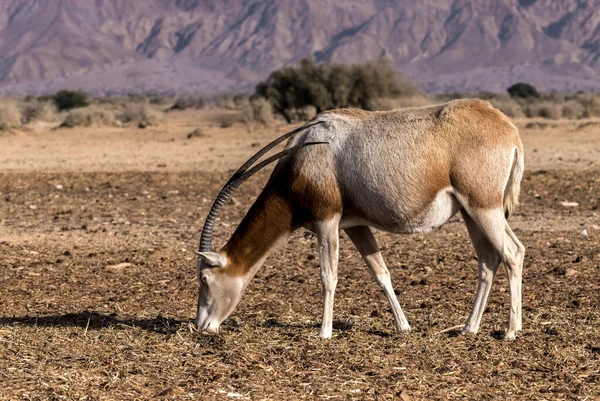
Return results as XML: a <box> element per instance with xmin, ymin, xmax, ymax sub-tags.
<box><xmin>0</xmin><ymin>110</ymin><xmax>599</xmax><ymax>400</ymax></box>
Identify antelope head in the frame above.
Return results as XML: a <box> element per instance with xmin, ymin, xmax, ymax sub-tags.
<box><xmin>194</xmin><ymin>122</ymin><xmax>326</xmax><ymax>332</ymax></box>
<box><xmin>195</xmin><ymin>251</ymin><xmax>244</xmax><ymax>332</ymax></box>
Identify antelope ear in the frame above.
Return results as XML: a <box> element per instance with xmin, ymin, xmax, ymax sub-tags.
<box><xmin>195</xmin><ymin>251</ymin><xmax>227</xmax><ymax>268</ymax></box>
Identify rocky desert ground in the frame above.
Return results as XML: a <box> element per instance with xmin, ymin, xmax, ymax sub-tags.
<box><xmin>0</xmin><ymin>109</ymin><xmax>599</xmax><ymax>399</ymax></box>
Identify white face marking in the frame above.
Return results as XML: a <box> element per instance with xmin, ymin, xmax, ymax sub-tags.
<box><xmin>195</xmin><ymin>257</ymin><xmax>244</xmax><ymax>332</ymax></box>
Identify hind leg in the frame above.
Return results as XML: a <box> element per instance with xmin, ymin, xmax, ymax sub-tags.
<box><xmin>504</xmin><ymin>224</ymin><xmax>525</xmax><ymax>334</ymax></box>
<box><xmin>462</xmin><ymin>208</ymin><xmax>525</xmax><ymax>339</ymax></box>
<box><xmin>461</xmin><ymin>210</ymin><xmax>501</xmax><ymax>335</ymax></box>
<box><xmin>344</xmin><ymin>226</ymin><xmax>411</xmax><ymax>333</ymax></box>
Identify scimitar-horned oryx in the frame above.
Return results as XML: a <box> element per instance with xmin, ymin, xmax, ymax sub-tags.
<box><xmin>195</xmin><ymin>99</ymin><xmax>525</xmax><ymax>340</ymax></box>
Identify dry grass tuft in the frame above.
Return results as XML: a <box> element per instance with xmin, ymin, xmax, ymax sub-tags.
<box><xmin>578</xmin><ymin>93</ymin><xmax>600</xmax><ymax>118</ymax></box>
<box><xmin>242</xmin><ymin>98</ymin><xmax>274</xmax><ymax>124</ymax></box>
<box><xmin>0</xmin><ymin>100</ymin><xmax>23</xmax><ymax>130</ymax></box>
<box><xmin>120</xmin><ymin>103</ymin><xmax>165</xmax><ymax>127</ymax></box>
<box><xmin>169</xmin><ymin>96</ymin><xmax>206</xmax><ymax>111</ymax></box>
<box><xmin>522</xmin><ymin>102</ymin><xmax>563</xmax><ymax>120</ymax></box>
<box><xmin>371</xmin><ymin>95</ymin><xmax>434</xmax><ymax>111</ymax></box>
<box><xmin>20</xmin><ymin>100</ymin><xmax>59</xmax><ymax>123</ymax></box>
<box><xmin>60</xmin><ymin>106</ymin><xmax>118</xmax><ymax>128</ymax></box>
<box><xmin>437</xmin><ymin>92</ymin><xmax>600</xmax><ymax>120</ymax></box>
<box><xmin>488</xmin><ymin>96</ymin><xmax>525</xmax><ymax>118</ymax></box>
<box><xmin>561</xmin><ymin>100</ymin><xmax>586</xmax><ymax>119</ymax></box>
<box><xmin>252</xmin><ymin>98</ymin><xmax>273</xmax><ymax>124</ymax></box>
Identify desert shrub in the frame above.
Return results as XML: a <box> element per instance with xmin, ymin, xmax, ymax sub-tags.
<box><xmin>52</xmin><ymin>90</ymin><xmax>89</xmax><ymax>111</ymax></box>
<box><xmin>94</xmin><ymin>96</ymin><xmax>126</xmax><ymax>108</ymax></box>
<box><xmin>126</xmin><ymin>94</ymin><xmax>149</xmax><ymax>103</ymax></box>
<box><xmin>256</xmin><ymin>58</ymin><xmax>418</xmax><ymax>122</ymax></box>
<box><xmin>61</xmin><ymin>106</ymin><xmax>117</xmax><ymax>127</ymax></box>
<box><xmin>522</xmin><ymin>102</ymin><xmax>562</xmax><ymax>119</ymax></box>
<box><xmin>297</xmin><ymin>105</ymin><xmax>317</xmax><ymax>120</ymax></box>
<box><xmin>561</xmin><ymin>100</ymin><xmax>586</xmax><ymax>119</ymax></box>
<box><xmin>222</xmin><ymin>98</ymin><xmax>236</xmax><ymax>110</ymax></box>
<box><xmin>251</xmin><ymin>97</ymin><xmax>273</xmax><ymax>124</ymax></box>
<box><xmin>370</xmin><ymin>95</ymin><xmax>433</xmax><ymax>110</ymax></box>
<box><xmin>241</xmin><ymin>97</ymin><xmax>275</xmax><ymax>124</ymax></box>
<box><xmin>210</xmin><ymin>93</ymin><xmax>237</xmax><ymax>110</ymax></box>
<box><xmin>0</xmin><ymin>100</ymin><xmax>22</xmax><ymax>130</ymax></box>
<box><xmin>577</xmin><ymin>93</ymin><xmax>600</xmax><ymax>118</ymax></box>
<box><xmin>240</xmin><ymin>99</ymin><xmax>253</xmax><ymax>123</ymax></box>
<box><xmin>507</xmin><ymin>82</ymin><xmax>540</xmax><ymax>99</ymax></box>
<box><xmin>544</xmin><ymin>92</ymin><xmax>565</xmax><ymax>103</ymax></box>
<box><xmin>232</xmin><ymin>94</ymin><xmax>249</xmax><ymax>108</ymax></box>
<box><xmin>149</xmin><ymin>96</ymin><xmax>174</xmax><ymax>106</ymax></box>
<box><xmin>20</xmin><ymin>100</ymin><xmax>58</xmax><ymax>123</ymax></box>
<box><xmin>282</xmin><ymin>106</ymin><xmax>318</xmax><ymax>122</ymax></box>
<box><xmin>538</xmin><ymin>103</ymin><xmax>563</xmax><ymax>120</ymax></box>
<box><xmin>120</xmin><ymin>103</ymin><xmax>165</xmax><ymax>127</ymax></box>
<box><xmin>488</xmin><ymin>97</ymin><xmax>525</xmax><ymax>118</ymax></box>
<box><xmin>169</xmin><ymin>96</ymin><xmax>206</xmax><ymax>111</ymax></box>
<box><xmin>433</xmin><ymin>91</ymin><xmax>600</xmax><ymax>120</ymax></box>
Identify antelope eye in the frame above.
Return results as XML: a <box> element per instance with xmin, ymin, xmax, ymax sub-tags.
<box><xmin>200</xmin><ymin>276</ymin><xmax>208</xmax><ymax>286</ymax></box>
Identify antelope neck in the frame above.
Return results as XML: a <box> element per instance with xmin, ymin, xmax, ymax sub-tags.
<box><xmin>221</xmin><ymin>190</ymin><xmax>294</xmax><ymax>276</ymax></box>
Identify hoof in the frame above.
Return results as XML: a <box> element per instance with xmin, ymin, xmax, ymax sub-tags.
<box><xmin>460</xmin><ymin>327</ymin><xmax>477</xmax><ymax>335</ymax></box>
<box><xmin>319</xmin><ymin>330</ymin><xmax>332</xmax><ymax>339</ymax></box>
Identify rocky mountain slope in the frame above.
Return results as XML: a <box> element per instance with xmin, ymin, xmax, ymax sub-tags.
<box><xmin>0</xmin><ymin>0</ymin><xmax>598</xmax><ymax>94</ymax></box>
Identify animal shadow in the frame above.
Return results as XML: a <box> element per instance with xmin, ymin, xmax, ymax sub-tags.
<box><xmin>0</xmin><ymin>311</ymin><xmax>184</xmax><ymax>334</ymax></box>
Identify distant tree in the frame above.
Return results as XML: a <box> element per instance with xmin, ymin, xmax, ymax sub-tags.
<box><xmin>52</xmin><ymin>90</ymin><xmax>89</xmax><ymax>111</ymax></box>
<box><xmin>255</xmin><ymin>58</ymin><xmax>417</xmax><ymax>122</ymax></box>
<box><xmin>507</xmin><ymin>83</ymin><xmax>540</xmax><ymax>99</ymax></box>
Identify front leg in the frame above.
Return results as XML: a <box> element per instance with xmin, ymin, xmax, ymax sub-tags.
<box><xmin>315</xmin><ymin>217</ymin><xmax>340</xmax><ymax>339</ymax></box>
<box><xmin>344</xmin><ymin>225</ymin><xmax>411</xmax><ymax>333</ymax></box>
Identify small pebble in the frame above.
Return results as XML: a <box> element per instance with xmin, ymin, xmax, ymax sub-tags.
<box><xmin>565</xmin><ymin>268</ymin><xmax>578</xmax><ymax>277</ymax></box>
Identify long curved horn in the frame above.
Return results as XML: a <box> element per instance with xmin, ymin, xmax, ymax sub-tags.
<box><xmin>199</xmin><ymin>122</ymin><xmax>327</xmax><ymax>252</ymax></box>
<box><xmin>199</xmin><ymin>142</ymin><xmax>327</xmax><ymax>252</ymax></box>
<box><xmin>223</xmin><ymin>121</ymin><xmax>324</xmax><ymax>187</ymax></box>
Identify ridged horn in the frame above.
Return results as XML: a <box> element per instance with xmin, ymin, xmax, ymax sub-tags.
<box><xmin>199</xmin><ymin>122</ymin><xmax>326</xmax><ymax>252</ymax></box>
<box><xmin>224</xmin><ymin>121</ymin><xmax>324</xmax><ymax>187</ymax></box>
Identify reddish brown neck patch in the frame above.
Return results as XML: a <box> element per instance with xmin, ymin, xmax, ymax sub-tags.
<box><xmin>221</xmin><ymin>190</ymin><xmax>294</xmax><ymax>277</ymax></box>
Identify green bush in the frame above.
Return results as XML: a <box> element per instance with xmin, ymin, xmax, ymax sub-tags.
<box><xmin>52</xmin><ymin>90</ymin><xmax>89</xmax><ymax>111</ymax></box>
<box><xmin>507</xmin><ymin>83</ymin><xmax>540</xmax><ymax>99</ymax></box>
<box><xmin>255</xmin><ymin>58</ymin><xmax>417</xmax><ymax>122</ymax></box>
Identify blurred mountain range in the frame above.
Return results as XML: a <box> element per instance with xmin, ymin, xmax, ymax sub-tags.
<box><xmin>0</xmin><ymin>0</ymin><xmax>599</xmax><ymax>95</ymax></box>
